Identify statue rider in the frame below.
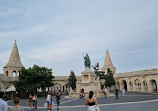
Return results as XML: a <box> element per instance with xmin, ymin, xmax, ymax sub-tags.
<box><xmin>84</xmin><ymin>53</ymin><xmax>91</xmax><ymax>70</ymax></box>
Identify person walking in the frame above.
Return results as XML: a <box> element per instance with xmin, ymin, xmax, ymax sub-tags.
<box><xmin>115</xmin><ymin>89</ymin><xmax>119</xmax><ymax>99</ymax></box>
<box><xmin>33</xmin><ymin>94</ymin><xmax>38</xmax><ymax>110</ymax></box>
<box><xmin>28</xmin><ymin>94</ymin><xmax>33</xmax><ymax>110</ymax></box>
<box><xmin>46</xmin><ymin>92</ymin><xmax>52</xmax><ymax>111</ymax></box>
<box><xmin>55</xmin><ymin>92</ymin><xmax>61</xmax><ymax>111</ymax></box>
<box><xmin>104</xmin><ymin>87</ymin><xmax>107</xmax><ymax>97</ymax></box>
<box><xmin>122</xmin><ymin>88</ymin><xmax>125</xmax><ymax>96</ymax></box>
<box><xmin>86</xmin><ymin>91</ymin><xmax>98</xmax><ymax>111</ymax></box>
<box><xmin>56</xmin><ymin>88</ymin><xmax>59</xmax><ymax>94</ymax></box>
<box><xmin>10</xmin><ymin>97</ymin><xmax>25</xmax><ymax>111</ymax></box>
<box><xmin>0</xmin><ymin>92</ymin><xmax>8</xmax><ymax>111</ymax></box>
<box><xmin>81</xmin><ymin>88</ymin><xmax>84</xmax><ymax>98</ymax></box>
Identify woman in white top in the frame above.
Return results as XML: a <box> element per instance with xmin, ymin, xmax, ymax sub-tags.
<box><xmin>46</xmin><ymin>92</ymin><xmax>52</xmax><ymax>111</ymax></box>
<box><xmin>86</xmin><ymin>91</ymin><xmax>98</xmax><ymax>111</ymax></box>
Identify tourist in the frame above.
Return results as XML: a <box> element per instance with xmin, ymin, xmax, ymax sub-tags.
<box><xmin>104</xmin><ymin>87</ymin><xmax>107</xmax><ymax>97</ymax></box>
<box><xmin>28</xmin><ymin>94</ymin><xmax>33</xmax><ymax>110</ymax></box>
<box><xmin>0</xmin><ymin>92</ymin><xmax>8</xmax><ymax>111</ymax></box>
<box><xmin>46</xmin><ymin>92</ymin><xmax>52</xmax><ymax>111</ymax></box>
<box><xmin>56</xmin><ymin>88</ymin><xmax>59</xmax><ymax>94</ymax></box>
<box><xmin>81</xmin><ymin>88</ymin><xmax>84</xmax><ymax>98</ymax></box>
<box><xmin>33</xmin><ymin>94</ymin><xmax>38</xmax><ymax>109</ymax></box>
<box><xmin>122</xmin><ymin>88</ymin><xmax>125</xmax><ymax>96</ymax></box>
<box><xmin>115</xmin><ymin>89</ymin><xmax>119</xmax><ymax>99</ymax></box>
<box><xmin>11</xmin><ymin>97</ymin><xmax>25</xmax><ymax>111</ymax></box>
<box><xmin>55</xmin><ymin>92</ymin><xmax>61</xmax><ymax>111</ymax></box>
<box><xmin>86</xmin><ymin>91</ymin><xmax>98</xmax><ymax>111</ymax></box>
<box><xmin>79</xmin><ymin>89</ymin><xmax>82</xmax><ymax>98</ymax></box>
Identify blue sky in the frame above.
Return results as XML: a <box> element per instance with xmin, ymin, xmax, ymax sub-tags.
<box><xmin>0</xmin><ymin>0</ymin><xmax>158</xmax><ymax>76</ymax></box>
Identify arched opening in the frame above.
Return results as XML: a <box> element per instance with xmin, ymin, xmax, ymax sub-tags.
<box><xmin>129</xmin><ymin>81</ymin><xmax>133</xmax><ymax>90</ymax></box>
<box><xmin>63</xmin><ymin>86</ymin><xmax>65</xmax><ymax>92</ymax></box>
<box><xmin>150</xmin><ymin>80</ymin><xmax>157</xmax><ymax>92</ymax></box>
<box><xmin>134</xmin><ymin>79</ymin><xmax>141</xmax><ymax>91</ymax></box>
<box><xmin>143</xmin><ymin>81</ymin><xmax>148</xmax><ymax>91</ymax></box>
<box><xmin>12</xmin><ymin>71</ymin><xmax>16</xmax><ymax>77</ymax></box>
<box><xmin>122</xmin><ymin>80</ymin><xmax>127</xmax><ymax>90</ymax></box>
<box><xmin>5</xmin><ymin>71</ymin><xmax>9</xmax><ymax>77</ymax></box>
<box><xmin>54</xmin><ymin>83</ymin><xmax>61</xmax><ymax>92</ymax></box>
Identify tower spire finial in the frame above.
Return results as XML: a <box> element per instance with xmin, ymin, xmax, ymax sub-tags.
<box><xmin>4</xmin><ymin>41</ymin><xmax>23</xmax><ymax>68</ymax></box>
<box><xmin>102</xmin><ymin>49</ymin><xmax>116</xmax><ymax>74</ymax></box>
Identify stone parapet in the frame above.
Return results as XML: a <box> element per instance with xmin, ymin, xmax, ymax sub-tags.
<box><xmin>10</xmin><ymin>77</ymin><xmax>19</xmax><ymax>81</ymax></box>
<box><xmin>115</xmin><ymin>68</ymin><xmax>158</xmax><ymax>78</ymax></box>
<box><xmin>0</xmin><ymin>76</ymin><xmax>19</xmax><ymax>82</ymax></box>
<box><xmin>0</xmin><ymin>76</ymin><xmax>10</xmax><ymax>82</ymax></box>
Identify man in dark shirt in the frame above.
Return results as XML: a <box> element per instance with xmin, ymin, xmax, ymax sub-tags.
<box><xmin>55</xmin><ymin>93</ymin><xmax>61</xmax><ymax>111</ymax></box>
<box><xmin>115</xmin><ymin>89</ymin><xmax>119</xmax><ymax>99</ymax></box>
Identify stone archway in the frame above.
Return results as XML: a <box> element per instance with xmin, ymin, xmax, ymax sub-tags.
<box><xmin>122</xmin><ymin>80</ymin><xmax>127</xmax><ymax>90</ymax></box>
<box><xmin>134</xmin><ymin>79</ymin><xmax>141</xmax><ymax>91</ymax></box>
<box><xmin>54</xmin><ymin>83</ymin><xmax>62</xmax><ymax>92</ymax></box>
<box><xmin>150</xmin><ymin>80</ymin><xmax>157</xmax><ymax>92</ymax></box>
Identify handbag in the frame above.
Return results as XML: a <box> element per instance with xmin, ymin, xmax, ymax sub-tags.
<box><xmin>52</xmin><ymin>101</ymin><xmax>55</xmax><ymax>106</ymax></box>
<box><xmin>96</xmin><ymin>105</ymin><xmax>101</xmax><ymax>111</ymax></box>
<box><xmin>44</xmin><ymin>102</ymin><xmax>47</xmax><ymax>107</ymax></box>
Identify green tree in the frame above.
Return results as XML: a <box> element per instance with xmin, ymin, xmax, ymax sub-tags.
<box><xmin>67</xmin><ymin>70</ymin><xmax>77</xmax><ymax>90</ymax></box>
<box><xmin>15</xmin><ymin>65</ymin><xmax>54</xmax><ymax>94</ymax></box>
<box><xmin>105</xmin><ymin>68</ymin><xmax>115</xmax><ymax>87</ymax></box>
<box><xmin>93</xmin><ymin>62</ymin><xmax>105</xmax><ymax>79</ymax></box>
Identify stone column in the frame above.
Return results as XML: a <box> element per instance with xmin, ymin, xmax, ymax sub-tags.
<box><xmin>127</xmin><ymin>82</ymin><xmax>130</xmax><ymax>91</ymax></box>
<box><xmin>147</xmin><ymin>80</ymin><xmax>152</xmax><ymax>93</ymax></box>
<box><xmin>16</xmin><ymin>71</ymin><xmax>18</xmax><ymax>77</ymax></box>
<box><xmin>133</xmin><ymin>82</ymin><xmax>136</xmax><ymax>91</ymax></box>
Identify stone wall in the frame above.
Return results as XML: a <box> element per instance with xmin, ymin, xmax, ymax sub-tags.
<box><xmin>115</xmin><ymin>68</ymin><xmax>158</xmax><ymax>93</ymax></box>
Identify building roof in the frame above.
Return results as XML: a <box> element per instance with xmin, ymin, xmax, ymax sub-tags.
<box><xmin>4</xmin><ymin>40</ymin><xmax>23</xmax><ymax>68</ymax></box>
<box><xmin>5</xmin><ymin>85</ymin><xmax>16</xmax><ymax>92</ymax></box>
<box><xmin>102</xmin><ymin>49</ymin><xmax>115</xmax><ymax>69</ymax></box>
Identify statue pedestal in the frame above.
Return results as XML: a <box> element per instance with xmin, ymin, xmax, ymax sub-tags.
<box><xmin>69</xmin><ymin>70</ymin><xmax>106</xmax><ymax>98</ymax></box>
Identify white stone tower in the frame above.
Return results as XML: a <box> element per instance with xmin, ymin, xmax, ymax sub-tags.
<box><xmin>3</xmin><ymin>40</ymin><xmax>24</xmax><ymax>77</ymax></box>
<box><xmin>102</xmin><ymin>49</ymin><xmax>116</xmax><ymax>74</ymax></box>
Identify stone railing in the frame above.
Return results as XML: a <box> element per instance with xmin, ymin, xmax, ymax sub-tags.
<box><xmin>0</xmin><ymin>76</ymin><xmax>10</xmax><ymax>82</ymax></box>
<box><xmin>53</xmin><ymin>76</ymin><xmax>69</xmax><ymax>81</ymax></box>
<box><xmin>115</xmin><ymin>68</ymin><xmax>158</xmax><ymax>78</ymax></box>
<box><xmin>10</xmin><ymin>77</ymin><xmax>19</xmax><ymax>81</ymax></box>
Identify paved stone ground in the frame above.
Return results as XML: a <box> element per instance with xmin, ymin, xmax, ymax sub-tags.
<box><xmin>8</xmin><ymin>92</ymin><xmax>158</xmax><ymax>111</ymax></box>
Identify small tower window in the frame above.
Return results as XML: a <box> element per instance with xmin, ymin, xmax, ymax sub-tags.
<box><xmin>5</xmin><ymin>71</ymin><xmax>9</xmax><ymax>77</ymax></box>
<box><xmin>13</xmin><ymin>71</ymin><xmax>16</xmax><ymax>77</ymax></box>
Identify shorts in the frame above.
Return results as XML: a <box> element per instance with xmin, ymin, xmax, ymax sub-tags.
<box><xmin>47</xmin><ymin>100</ymin><xmax>51</xmax><ymax>105</ymax></box>
<box><xmin>33</xmin><ymin>100</ymin><xmax>37</xmax><ymax>105</ymax></box>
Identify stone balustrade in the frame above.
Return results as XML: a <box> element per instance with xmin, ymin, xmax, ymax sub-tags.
<box><xmin>115</xmin><ymin>68</ymin><xmax>158</xmax><ymax>78</ymax></box>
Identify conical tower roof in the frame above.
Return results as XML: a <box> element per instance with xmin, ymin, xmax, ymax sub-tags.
<box><xmin>4</xmin><ymin>40</ymin><xmax>23</xmax><ymax>68</ymax></box>
<box><xmin>102</xmin><ymin>49</ymin><xmax>115</xmax><ymax>69</ymax></box>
